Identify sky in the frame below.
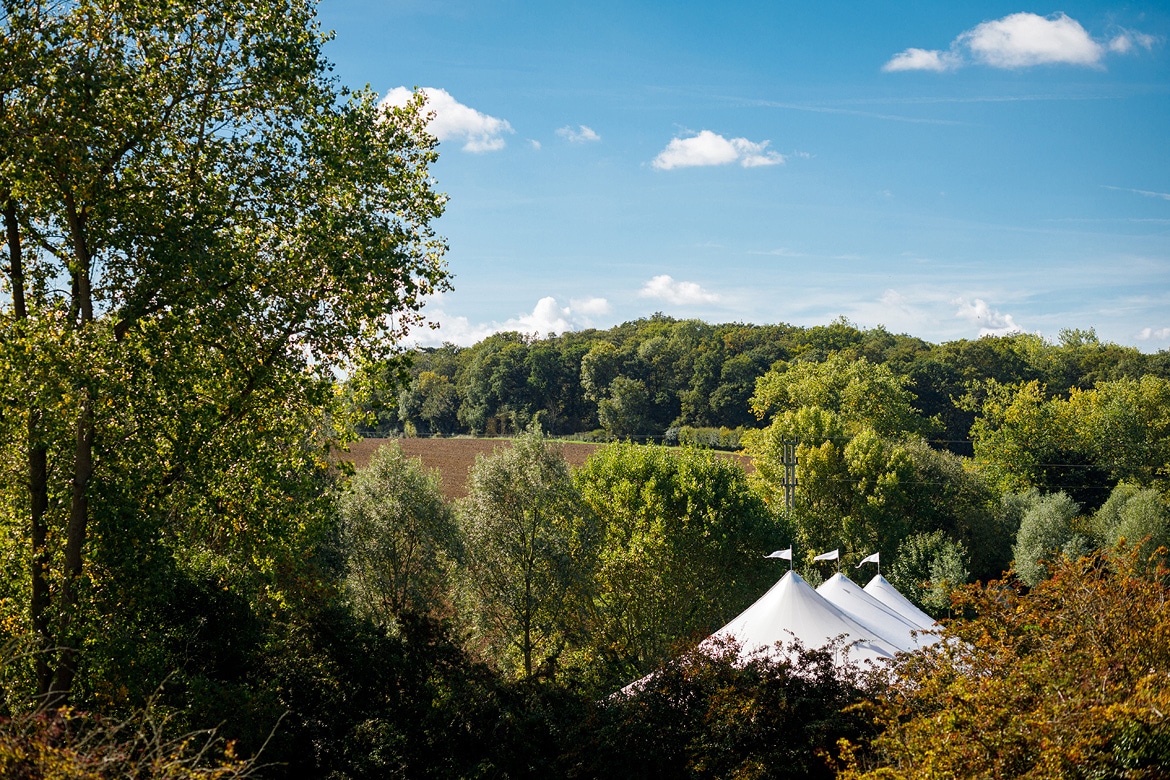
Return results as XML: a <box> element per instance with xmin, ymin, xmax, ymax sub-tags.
<box><xmin>315</xmin><ymin>1</ymin><xmax>1170</xmax><ymax>350</ymax></box>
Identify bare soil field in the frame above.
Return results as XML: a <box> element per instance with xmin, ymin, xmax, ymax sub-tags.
<box><xmin>342</xmin><ymin>437</ymin><xmax>752</xmax><ymax>502</ymax></box>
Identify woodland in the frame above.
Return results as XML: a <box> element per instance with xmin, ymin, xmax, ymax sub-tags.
<box><xmin>2</xmin><ymin>0</ymin><xmax>1170</xmax><ymax>777</ymax></box>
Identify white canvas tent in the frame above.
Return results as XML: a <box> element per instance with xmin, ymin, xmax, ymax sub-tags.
<box><xmin>617</xmin><ymin>567</ymin><xmax>940</xmax><ymax>696</ymax></box>
<box><xmin>705</xmin><ymin>570</ymin><xmax>903</xmax><ymax>667</ymax></box>
<box><xmin>863</xmin><ymin>573</ymin><xmax>936</xmax><ymax>630</ymax></box>
<box><xmin>817</xmin><ymin>573</ymin><xmax>938</xmax><ymax>652</ymax></box>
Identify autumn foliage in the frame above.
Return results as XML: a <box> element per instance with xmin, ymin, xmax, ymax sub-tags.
<box><xmin>842</xmin><ymin>547</ymin><xmax>1170</xmax><ymax>779</ymax></box>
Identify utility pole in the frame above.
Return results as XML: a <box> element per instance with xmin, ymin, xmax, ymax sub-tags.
<box><xmin>782</xmin><ymin>440</ymin><xmax>798</xmax><ymax>511</ymax></box>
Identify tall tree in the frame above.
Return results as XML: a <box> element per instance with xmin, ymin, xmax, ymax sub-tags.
<box><xmin>456</xmin><ymin>427</ymin><xmax>598</xmax><ymax>679</ymax></box>
<box><xmin>339</xmin><ymin>443</ymin><xmax>458</xmax><ymax>629</ymax></box>
<box><xmin>0</xmin><ymin>0</ymin><xmax>447</xmax><ymax>706</ymax></box>
<box><xmin>575</xmin><ymin>443</ymin><xmax>783</xmax><ymax>684</ymax></box>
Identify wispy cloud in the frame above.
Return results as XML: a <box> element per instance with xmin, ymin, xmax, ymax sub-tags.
<box><xmin>884</xmin><ymin>12</ymin><xmax>1157</xmax><ymax>73</ymax></box>
<box><xmin>381</xmin><ymin>86</ymin><xmax>513</xmax><ymax>152</ymax></box>
<box><xmin>652</xmin><ymin>130</ymin><xmax>784</xmax><ymax>170</ymax></box>
<box><xmin>556</xmin><ymin>125</ymin><xmax>601</xmax><ymax>143</ymax></box>
<box><xmin>1103</xmin><ymin>185</ymin><xmax>1170</xmax><ymax>201</ymax></box>
<box><xmin>740</xmin><ymin>98</ymin><xmax>963</xmax><ymax>125</ymax></box>
<box><xmin>638</xmin><ymin>275</ymin><xmax>720</xmax><ymax>305</ymax></box>
<box><xmin>749</xmin><ymin>248</ymin><xmax>806</xmax><ymax>257</ymax></box>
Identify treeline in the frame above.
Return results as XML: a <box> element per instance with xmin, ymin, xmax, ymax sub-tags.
<box><xmin>362</xmin><ymin>316</ymin><xmax>1170</xmax><ymax>452</ymax></box>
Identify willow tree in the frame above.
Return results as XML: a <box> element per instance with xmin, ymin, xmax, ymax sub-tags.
<box><xmin>0</xmin><ymin>0</ymin><xmax>447</xmax><ymax>707</ymax></box>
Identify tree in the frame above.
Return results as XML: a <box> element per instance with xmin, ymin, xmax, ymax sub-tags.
<box><xmin>971</xmin><ymin>376</ymin><xmax>1170</xmax><ymax>511</ymax></box>
<box><xmin>887</xmin><ymin>530</ymin><xmax>970</xmax><ymax>616</ymax></box>
<box><xmin>597</xmin><ymin>376</ymin><xmax>652</xmax><ymax>439</ymax></box>
<box><xmin>0</xmin><ymin>0</ymin><xmax>447</xmax><ymax>707</ymax></box>
<box><xmin>750</xmin><ymin>354</ymin><xmax>933</xmax><ymax>438</ymax></box>
<box><xmin>338</xmin><ymin>443</ymin><xmax>458</xmax><ymax>629</ymax></box>
<box><xmin>744</xmin><ymin>411</ymin><xmax>991</xmax><ymax>576</ymax></box>
<box><xmin>1012</xmin><ymin>491</ymin><xmax>1087</xmax><ymax>587</ymax></box>
<box><xmin>456</xmin><ymin>427</ymin><xmax>598</xmax><ymax>679</ymax></box>
<box><xmin>575</xmin><ymin>443</ymin><xmax>784</xmax><ymax>684</ymax></box>
<box><xmin>842</xmin><ymin>550</ymin><xmax>1170</xmax><ymax>779</ymax></box>
<box><xmin>1094</xmin><ymin>485</ymin><xmax>1170</xmax><ymax>566</ymax></box>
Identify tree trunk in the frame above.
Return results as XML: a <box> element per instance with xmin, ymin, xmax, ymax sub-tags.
<box><xmin>49</xmin><ymin>393</ymin><xmax>93</xmax><ymax>705</ymax></box>
<box><xmin>48</xmin><ymin>196</ymin><xmax>96</xmax><ymax>706</ymax></box>
<box><xmin>3</xmin><ymin>198</ymin><xmax>53</xmax><ymax>701</ymax></box>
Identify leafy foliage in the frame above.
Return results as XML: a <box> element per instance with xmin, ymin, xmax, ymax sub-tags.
<box><xmin>887</xmin><ymin>531</ymin><xmax>969</xmax><ymax>617</ymax></box>
<box><xmin>575</xmin><ymin>444</ymin><xmax>784</xmax><ymax>687</ymax></box>
<box><xmin>1011</xmin><ymin>491</ymin><xmax>1087</xmax><ymax>587</ymax></box>
<box><xmin>843</xmin><ymin>549</ymin><xmax>1170</xmax><ymax>780</ymax></box>
<box><xmin>594</xmin><ymin>637</ymin><xmax>879</xmax><ymax>780</ymax></box>
<box><xmin>456</xmin><ymin>426</ymin><xmax>599</xmax><ymax>678</ymax></box>
<box><xmin>338</xmin><ymin>443</ymin><xmax>458</xmax><ymax>629</ymax></box>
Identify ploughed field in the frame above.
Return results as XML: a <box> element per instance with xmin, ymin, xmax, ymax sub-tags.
<box><xmin>343</xmin><ymin>437</ymin><xmax>752</xmax><ymax>502</ymax></box>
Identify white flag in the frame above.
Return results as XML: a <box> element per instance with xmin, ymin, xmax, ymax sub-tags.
<box><xmin>856</xmin><ymin>552</ymin><xmax>880</xmax><ymax>568</ymax></box>
<box><xmin>813</xmin><ymin>549</ymin><xmax>839</xmax><ymax>562</ymax></box>
<box><xmin>764</xmin><ymin>548</ymin><xmax>792</xmax><ymax>560</ymax></box>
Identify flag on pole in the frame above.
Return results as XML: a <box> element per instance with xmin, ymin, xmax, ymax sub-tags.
<box><xmin>764</xmin><ymin>548</ymin><xmax>792</xmax><ymax>560</ymax></box>
<box><xmin>856</xmin><ymin>552</ymin><xmax>880</xmax><ymax>568</ymax></box>
<box><xmin>813</xmin><ymin>549</ymin><xmax>839</xmax><ymax>562</ymax></box>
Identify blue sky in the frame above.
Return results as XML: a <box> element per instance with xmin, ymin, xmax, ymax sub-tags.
<box><xmin>316</xmin><ymin>1</ymin><xmax>1170</xmax><ymax>350</ymax></box>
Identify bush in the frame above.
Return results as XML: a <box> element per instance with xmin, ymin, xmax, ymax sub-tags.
<box><xmin>677</xmin><ymin>426</ymin><xmax>748</xmax><ymax>451</ymax></box>
<box><xmin>591</xmin><ymin>637</ymin><xmax>879</xmax><ymax>780</ymax></box>
<box><xmin>843</xmin><ymin>549</ymin><xmax>1170</xmax><ymax>780</ymax></box>
<box><xmin>0</xmin><ymin>699</ymin><xmax>256</xmax><ymax>779</ymax></box>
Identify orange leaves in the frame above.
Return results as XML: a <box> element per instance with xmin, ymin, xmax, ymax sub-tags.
<box><xmin>844</xmin><ymin>550</ymin><xmax>1170</xmax><ymax>779</ymax></box>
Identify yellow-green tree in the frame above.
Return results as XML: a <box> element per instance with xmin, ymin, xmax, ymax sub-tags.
<box><xmin>575</xmin><ymin>443</ymin><xmax>783</xmax><ymax>684</ymax></box>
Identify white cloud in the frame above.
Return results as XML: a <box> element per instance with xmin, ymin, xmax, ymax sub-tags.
<box><xmin>882</xmin><ymin>47</ymin><xmax>961</xmax><ymax>73</ymax></box>
<box><xmin>1137</xmin><ymin>327</ymin><xmax>1170</xmax><ymax>341</ymax></box>
<box><xmin>1108</xmin><ymin>30</ymin><xmax>1157</xmax><ymax>54</ymax></box>
<box><xmin>530</xmin><ymin>139</ymin><xmax>542</xmax><ymax>150</ymax></box>
<box><xmin>638</xmin><ymin>275</ymin><xmax>720</xmax><ymax>305</ymax></box>
<box><xmin>407</xmin><ymin>295</ymin><xmax>611</xmax><ymax>347</ymax></box>
<box><xmin>380</xmin><ymin>86</ymin><xmax>513</xmax><ymax>152</ymax></box>
<box><xmin>962</xmin><ymin>13</ymin><xmax>1101</xmax><ymax>68</ymax></box>
<box><xmin>954</xmin><ymin>297</ymin><xmax>1021</xmax><ymax>336</ymax></box>
<box><xmin>556</xmin><ymin>125</ymin><xmax>601</xmax><ymax>143</ymax></box>
<box><xmin>570</xmin><ymin>296</ymin><xmax>611</xmax><ymax>318</ymax></box>
<box><xmin>884</xmin><ymin>12</ymin><xmax>1155</xmax><ymax>72</ymax></box>
<box><xmin>651</xmin><ymin>130</ymin><xmax>785</xmax><ymax>170</ymax></box>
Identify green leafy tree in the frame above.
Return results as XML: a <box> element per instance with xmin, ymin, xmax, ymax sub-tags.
<box><xmin>750</xmin><ymin>353</ymin><xmax>933</xmax><ymax>437</ymax></box>
<box><xmin>456</xmin><ymin>427</ymin><xmax>598</xmax><ymax>679</ymax></box>
<box><xmin>887</xmin><ymin>530</ymin><xmax>970</xmax><ymax>616</ymax></box>
<box><xmin>1012</xmin><ymin>491</ymin><xmax>1088</xmax><ymax>587</ymax></box>
<box><xmin>1094</xmin><ymin>484</ymin><xmax>1170</xmax><ymax>565</ymax></box>
<box><xmin>597</xmin><ymin>376</ymin><xmax>652</xmax><ymax>439</ymax></box>
<box><xmin>339</xmin><ymin>443</ymin><xmax>458</xmax><ymax>629</ymax></box>
<box><xmin>0</xmin><ymin>0</ymin><xmax>447</xmax><ymax>708</ymax></box>
<box><xmin>971</xmin><ymin>376</ymin><xmax>1170</xmax><ymax>510</ymax></box>
<box><xmin>575</xmin><ymin>443</ymin><xmax>784</xmax><ymax>684</ymax></box>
